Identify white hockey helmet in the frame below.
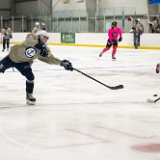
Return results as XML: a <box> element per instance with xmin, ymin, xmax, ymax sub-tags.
<box><xmin>35</xmin><ymin>22</ymin><xmax>40</xmax><ymax>26</ymax></box>
<box><xmin>37</xmin><ymin>30</ymin><xmax>49</xmax><ymax>39</ymax></box>
<box><xmin>137</xmin><ymin>18</ymin><xmax>140</xmax><ymax>22</ymax></box>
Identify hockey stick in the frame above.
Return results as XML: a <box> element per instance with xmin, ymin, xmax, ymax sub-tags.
<box><xmin>147</xmin><ymin>97</ymin><xmax>160</xmax><ymax>103</ymax></box>
<box><xmin>72</xmin><ymin>67</ymin><xmax>123</xmax><ymax>90</ymax></box>
<box><xmin>55</xmin><ymin>58</ymin><xmax>123</xmax><ymax>90</ymax></box>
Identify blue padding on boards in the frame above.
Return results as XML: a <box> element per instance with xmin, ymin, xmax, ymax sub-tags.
<box><xmin>149</xmin><ymin>0</ymin><xmax>160</xmax><ymax>4</ymax></box>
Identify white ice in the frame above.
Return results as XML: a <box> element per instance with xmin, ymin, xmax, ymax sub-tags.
<box><xmin>0</xmin><ymin>45</ymin><xmax>160</xmax><ymax>160</ymax></box>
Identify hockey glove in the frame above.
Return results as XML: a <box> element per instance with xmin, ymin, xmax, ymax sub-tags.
<box><xmin>61</xmin><ymin>59</ymin><xmax>73</xmax><ymax>71</ymax></box>
<box><xmin>118</xmin><ymin>37</ymin><xmax>122</xmax><ymax>42</ymax></box>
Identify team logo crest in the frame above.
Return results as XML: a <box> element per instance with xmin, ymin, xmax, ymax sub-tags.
<box><xmin>112</xmin><ymin>32</ymin><xmax>117</xmax><ymax>37</ymax></box>
<box><xmin>24</xmin><ymin>47</ymin><xmax>36</xmax><ymax>58</ymax></box>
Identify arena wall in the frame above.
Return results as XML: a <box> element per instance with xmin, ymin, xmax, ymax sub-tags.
<box><xmin>5</xmin><ymin>33</ymin><xmax>160</xmax><ymax>50</ymax></box>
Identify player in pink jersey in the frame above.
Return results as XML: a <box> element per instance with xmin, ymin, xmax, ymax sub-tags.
<box><xmin>99</xmin><ymin>21</ymin><xmax>122</xmax><ymax>60</ymax></box>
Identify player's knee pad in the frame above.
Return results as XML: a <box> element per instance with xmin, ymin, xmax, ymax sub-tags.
<box><xmin>22</xmin><ymin>67</ymin><xmax>35</xmax><ymax>81</ymax></box>
<box><xmin>113</xmin><ymin>46</ymin><xmax>117</xmax><ymax>51</ymax></box>
<box><xmin>103</xmin><ymin>47</ymin><xmax>110</xmax><ymax>52</ymax></box>
<box><xmin>113</xmin><ymin>45</ymin><xmax>117</xmax><ymax>49</ymax></box>
<box><xmin>26</xmin><ymin>71</ymin><xmax>34</xmax><ymax>81</ymax></box>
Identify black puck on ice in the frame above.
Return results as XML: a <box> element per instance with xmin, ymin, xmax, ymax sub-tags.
<box><xmin>153</xmin><ymin>94</ymin><xmax>158</xmax><ymax>97</ymax></box>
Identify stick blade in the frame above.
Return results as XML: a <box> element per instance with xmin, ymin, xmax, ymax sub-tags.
<box><xmin>147</xmin><ymin>98</ymin><xmax>155</xmax><ymax>103</ymax></box>
<box><xmin>109</xmin><ymin>85</ymin><xmax>124</xmax><ymax>90</ymax></box>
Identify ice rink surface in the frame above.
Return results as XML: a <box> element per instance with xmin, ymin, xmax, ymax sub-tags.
<box><xmin>0</xmin><ymin>45</ymin><xmax>160</xmax><ymax>160</ymax></box>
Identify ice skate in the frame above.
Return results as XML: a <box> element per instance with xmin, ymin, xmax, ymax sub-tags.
<box><xmin>99</xmin><ymin>52</ymin><xmax>104</xmax><ymax>57</ymax></box>
<box><xmin>156</xmin><ymin>64</ymin><xmax>160</xmax><ymax>73</ymax></box>
<box><xmin>112</xmin><ymin>55</ymin><xmax>116</xmax><ymax>61</ymax></box>
<box><xmin>7</xmin><ymin>48</ymin><xmax>9</xmax><ymax>51</ymax></box>
<box><xmin>2</xmin><ymin>49</ymin><xmax>4</xmax><ymax>52</ymax></box>
<box><xmin>26</xmin><ymin>92</ymin><xmax>36</xmax><ymax>105</ymax></box>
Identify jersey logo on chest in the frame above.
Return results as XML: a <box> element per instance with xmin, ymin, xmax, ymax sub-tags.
<box><xmin>24</xmin><ymin>47</ymin><xmax>36</xmax><ymax>58</ymax></box>
<box><xmin>112</xmin><ymin>32</ymin><xmax>118</xmax><ymax>37</ymax></box>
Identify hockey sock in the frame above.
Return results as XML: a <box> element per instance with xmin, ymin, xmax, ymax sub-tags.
<box><xmin>112</xmin><ymin>46</ymin><xmax>117</xmax><ymax>56</ymax></box>
<box><xmin>26</xmin><ymin>79</ymin><xmax>34</xmax><ymax>93</ymax></box>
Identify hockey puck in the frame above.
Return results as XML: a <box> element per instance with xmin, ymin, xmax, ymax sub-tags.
<box><xmin>153</xmin><ymin>94</ymin><xmax>158</xmax><ymax>97</ymax></box>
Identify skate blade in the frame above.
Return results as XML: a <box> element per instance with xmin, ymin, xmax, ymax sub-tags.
<box><xmin>112</xmin><ymin>59</ymin><xmax>116</xmax><ymax>61</ymax></box>
<box><xmin>26</xmin><ymin>99</ymin><xmax>35</xmax><ymax>105</ymax></box>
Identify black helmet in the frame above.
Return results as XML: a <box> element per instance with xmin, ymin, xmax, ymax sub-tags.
<box><xmin>4</xmin><ymin>24</ymin><xmax>8</xmax><ymax>29</ymax></box>
<box><xmin>112</xmin><ymin>21</ymin><xmax>117</xmax><ymax>26</ymax></box>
